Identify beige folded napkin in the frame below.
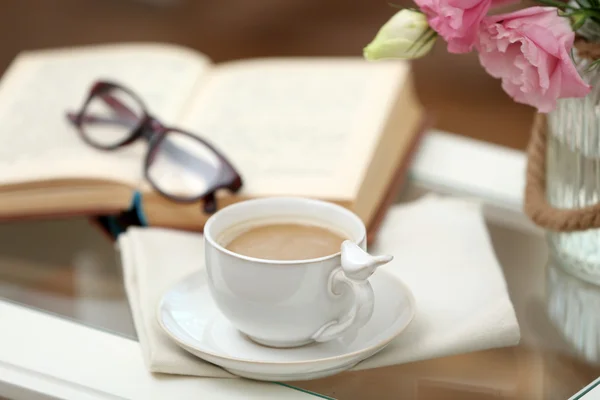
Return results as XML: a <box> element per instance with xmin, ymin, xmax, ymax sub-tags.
<box><xmin>118</xmin><ymin>194</ymin><xmax>520</xmax><ymax>378</ymax></box>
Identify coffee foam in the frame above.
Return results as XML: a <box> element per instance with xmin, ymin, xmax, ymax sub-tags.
<box><xmin>216</xmin><ymin>216</ymin><xmax>349</xmax><ymax>248</ymax></box>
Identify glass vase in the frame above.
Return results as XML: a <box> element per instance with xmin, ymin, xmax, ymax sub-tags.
<box><xmin>546</xmin><ymin>33</ymin><xmax>600</xmax><ymax>285</ymax></box>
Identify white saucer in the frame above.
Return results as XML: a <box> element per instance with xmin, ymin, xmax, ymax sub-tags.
<box><xmin>157</xmin><ymin>269</ymin><xmax>416</xmax><ymax>382</ymax></box>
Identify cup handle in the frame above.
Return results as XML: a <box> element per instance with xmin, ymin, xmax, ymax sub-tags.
<box><xmin>310</xmin><ymin>241</ymin><xmax>393</xmax><ymax>343</ymax></box>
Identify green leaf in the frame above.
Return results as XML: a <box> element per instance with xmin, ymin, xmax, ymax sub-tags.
<box><xmin>585</xmin><ymin>9</ymin><xmax>600</xmax><ymax>19</ymax></box>
<box><xmin>573</xmin><ymin>15</ymin><xmax>588</xmax><ymax>29</ymax></box>
<box><xmin>588</xmin><ymin>0</ymin><xmax>600</xmax><ymax>8</ymax></box>
<box><xmin>549</xmin><ymin>2</ymin><xmax>600</xmax><ymax>29</ymax></box>
<box><xmin>570</xmin><ymin>10</ymin><xmax>590</xmax><ymax>30</ymax></box>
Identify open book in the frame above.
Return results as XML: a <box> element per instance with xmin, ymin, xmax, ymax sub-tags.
<box><xmin>0</xmin><ymin>43</ymin><xmax>425</xmax><ymax>239</ymax></box>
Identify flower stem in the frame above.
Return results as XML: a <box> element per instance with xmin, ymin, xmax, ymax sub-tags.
<box><xmin>535</xmin><ymin>0</ymin><xmax>579</xmax><ymax>10</ymax></box>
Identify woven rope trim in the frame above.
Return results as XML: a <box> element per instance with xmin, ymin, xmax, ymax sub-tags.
<box><xmin>524</xmin><ymin>113</ymin><xmax>600</xmax><ymax>232</ymax></box>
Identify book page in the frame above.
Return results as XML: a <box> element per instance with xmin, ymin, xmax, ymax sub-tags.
<box><xmin>178</xmin><ymin>58</ymin><xmax>408</xmax><ymax>200</ymax></box>
<box><xmin>0</xmin><ymin>43</ymin><xmax>211</xmax><ymax>187</ymax></box>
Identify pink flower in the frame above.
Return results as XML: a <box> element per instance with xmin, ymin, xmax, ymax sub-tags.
<box><xmin>477</xmin><ymin>7</ymin><xmax>590</xmax><ymax>112</ymax></box>
<box><xmin>415</xmin><ymin>0</ymin><xmax>514</xmax><ymax>54</ymax></box>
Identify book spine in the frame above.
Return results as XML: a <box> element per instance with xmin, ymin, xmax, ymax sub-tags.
<box><xmin>89</xmin><ymin>191</ymin><xmax>148</xmax><ymax>241</ymax></box>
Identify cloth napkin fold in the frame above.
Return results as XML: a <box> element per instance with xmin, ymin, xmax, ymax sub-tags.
<box><xmin>119</xmin><ymin>194</ymin><xmax>520</xmax><ymax>378</ymax></box>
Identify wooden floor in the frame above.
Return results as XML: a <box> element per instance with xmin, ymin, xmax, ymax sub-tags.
<box><xmin>0</xmin><ymin>0</ymin><xmax>535</xmax><ymax>150</ymax></box>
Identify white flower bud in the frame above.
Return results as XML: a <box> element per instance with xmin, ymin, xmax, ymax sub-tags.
<box><xmin>364</xmin><ymin>9</ymin><xmax>436</xmax><ymax>61</ymax></box>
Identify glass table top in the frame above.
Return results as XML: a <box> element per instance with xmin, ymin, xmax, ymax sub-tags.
<box><xmin>1</xmin><ymin>185</ymin><xmax>599</xmax><ymax>399</ymax></box>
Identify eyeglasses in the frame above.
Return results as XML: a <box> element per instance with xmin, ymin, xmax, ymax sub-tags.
<box><xmin>66</xmin><ymin>80</ymin><xmax>243</xmax><ymax>214</ymax></box>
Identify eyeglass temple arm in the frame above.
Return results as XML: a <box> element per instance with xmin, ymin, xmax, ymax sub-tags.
<box><xmin>99</xmin><ymin>93</ymin><xmax>139</xmax><ymax>122</ymax></box>
<box><xmin>67</xmin><ymin>94</ymin><xmax>140</xmax><ymax>128</ymax></box>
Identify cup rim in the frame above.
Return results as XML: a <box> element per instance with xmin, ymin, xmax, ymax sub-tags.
<box><xmin>204</xmin><ymin>196</ymin><xmax>367</xmax><ymax>265</ymax></box>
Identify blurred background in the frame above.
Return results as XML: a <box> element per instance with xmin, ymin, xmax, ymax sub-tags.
<box><xmin>0</xmin><ymin>0</ymin><xmax>534</xmax><ymax>150</ymax></box>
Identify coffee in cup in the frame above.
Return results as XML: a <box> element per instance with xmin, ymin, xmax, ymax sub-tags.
<box><xmin>220</xmin><ymin>221</ymin><xmax>349</xmax><ymax>261</ymax></box>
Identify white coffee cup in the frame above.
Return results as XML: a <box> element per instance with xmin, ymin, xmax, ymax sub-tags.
<box><xmin>204</xmin><ymin>197</ymin><xmax>393</xmax><ymax>348</ymax></box>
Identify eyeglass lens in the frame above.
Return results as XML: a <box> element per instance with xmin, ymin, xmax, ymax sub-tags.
<box><xmin>146</xmin><ymin>131</ymin><xmax>224</xmax><ymax>199</ymax></box>
<box><xmin>81</xmin><ymin>86</ymin><xmax>144</xmax><ymax>147</ymax></box>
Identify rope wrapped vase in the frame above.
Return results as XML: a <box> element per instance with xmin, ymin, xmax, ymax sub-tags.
<box><xmin>524</xmin><ymin>37</ymin><xmax>600</xmax><ymax>233</ymax></box>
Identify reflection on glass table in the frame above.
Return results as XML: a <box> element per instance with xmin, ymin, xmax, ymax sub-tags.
<box><xmin>1</xmin><ymin>183</ymin><xmax>600</xmax><ymax>399</ymax></box>
<box><xmin>0</xmin><ymin>218</ymin><xmax>135</xmax><ymax>338</ymax></box>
